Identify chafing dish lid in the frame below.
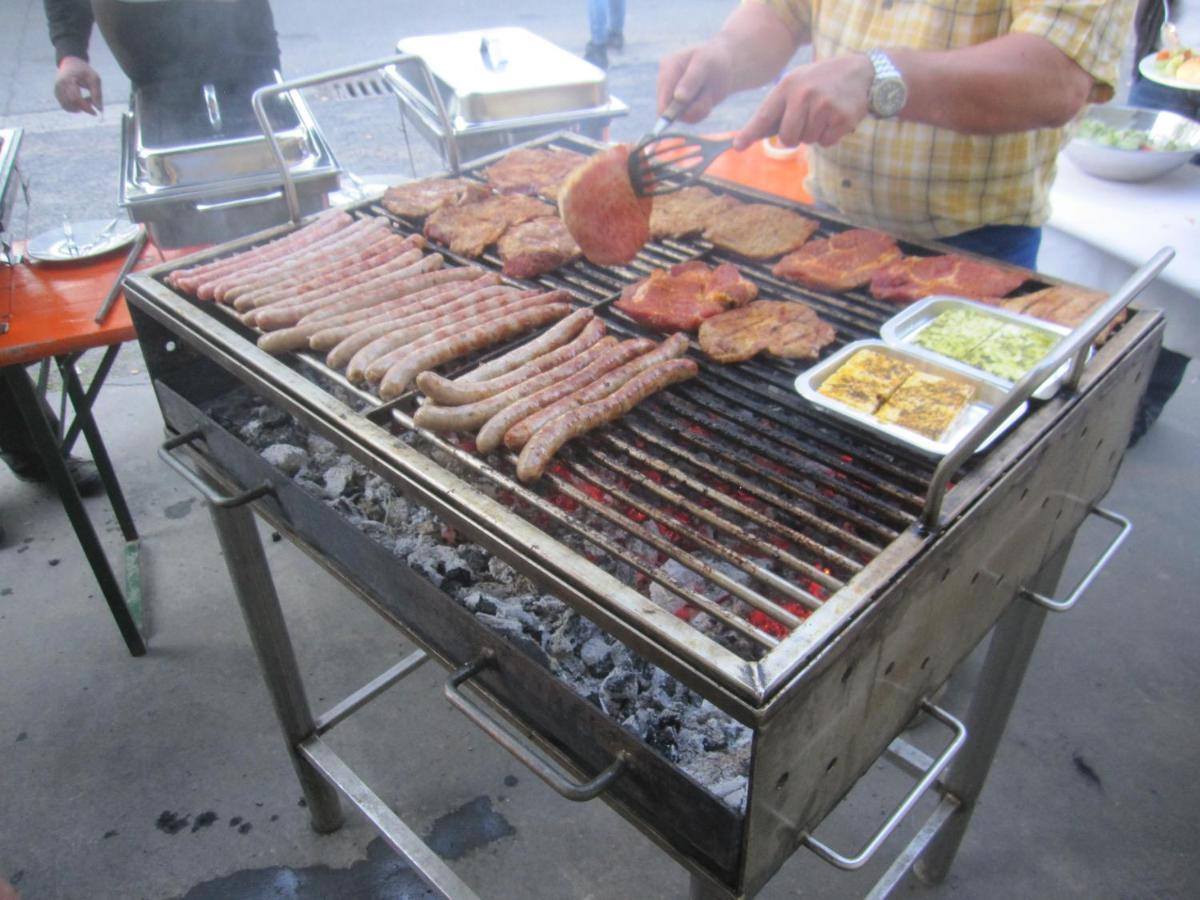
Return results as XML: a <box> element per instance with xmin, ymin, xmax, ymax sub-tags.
<box><xmin>395</xmin><ymin>27</ymin><xmax>608</xmax><ymax>124</ymax></box>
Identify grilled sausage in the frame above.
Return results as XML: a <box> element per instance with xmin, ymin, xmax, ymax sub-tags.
<box><xmin>169</xmin><ymin>209</ymin><xmax>352</xmax><ymax>291</ymax></box>
<box><xmin>323</xmin><ymin>285</ymin><xmax>522</xmax><ymax>369</ymax></box>
<box><xmin>296</xmin><ymin>265</ymin><xmax>484</xmax><ymax>327</ymax></box>
<box><xmin>255</xmin><ymin>278</ymin><xmax>501</xmax><ymax>355</ymax></box>
<box><xmin>516</xmin><ymin>358</ymin><xmax>699</xmax><ymax>482</ymax></box>
<box><xmin>473</xmin><ymin>338</ymin><xmax>656</xmax><ymax>453</ymax></box>
<box><xmin>502</xmin><ymin>333</ymin><xmax>690</xmax><ymax>450</ymax></box>
<box><xmin>358</xmin><ymin>290</ymin><xmax>568</xmax><ymax>384</ymax></box>
<box><xmin>378</xmin><ymin>303</ymin><xmax>574</xmax><ymax>401</ymax></box>
<box><xmin>416</xmin><ymin>315</ymin><xmax>605</xmax><ymax>406</ymax></box>
<box><xmin>411</xmin><ymin>336</ymin><xmax>620</xmax><ymax>434</ymax></box>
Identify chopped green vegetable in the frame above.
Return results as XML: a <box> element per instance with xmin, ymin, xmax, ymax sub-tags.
<box><xmin>1076</xmin><ymin>117</ymin><xmax>1195</xmax><ymax>153</ymax></box>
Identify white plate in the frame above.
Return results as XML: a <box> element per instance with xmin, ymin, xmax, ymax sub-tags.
<box><xmin>26</xmin><ymin>219</ymin><xmax>141</xmax><ymax>263</ymax></box>
<box><xmin>1137</xmin><ymin>52</ymin><xmax>1200</xmax><ymax>92</ymax></box>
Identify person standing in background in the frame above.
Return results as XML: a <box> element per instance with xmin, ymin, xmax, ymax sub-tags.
<box><xmin>1129</xmin><ymin>0</ymin><xmax>1199</xmax><ymax>120</ymax></box>
<box><xmin>584</xmin><ymin>0</ymin><xmax>626</xmax><ymax>71</ymax></box>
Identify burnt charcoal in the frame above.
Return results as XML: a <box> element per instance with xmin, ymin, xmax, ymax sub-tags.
<box><xmin>407</xmin><ymin>545</ymin><xmax>475</xmax><ymax>591</ymax></box>
<box><xmin>600</xmin><ymin>668</ymin><xmax>640</xmax><ymax>713</ymax></box>
<box><xmin>487</xmin><ymin>557</ymin><xmax>517</xmax><ymax>584</ymax></box>
<box><xmin>260</xmin><ymin>407</ymin><xmax>290</xmax><ymax>428</ymax></box>
<box><xmin>322</xmin><ymin>461</ymin><xmax>357</xmax><ymax>499</ymax></box>
<box><xmin>461</xmin><ymin>591</ymin><xmax>499</xmax><ymax>616</ymax></box>
<box><xmin>476</xmin><ymin>614</ymin><xmax>551</xmax><ymax>667</ymax></box>
<box><xmin>580</xmin><ymin>635</ymin><xmax>614</xmax><ymax>677</ymax></box>
<box><xmin>260</xmin><ymin>443</ymin><xmax>306</xmax><ymax>477</ymax></box>
<box><xmin>457</xmin><ymin>543</ymin><xmax>491</xmax><ymax>575</ymax></box>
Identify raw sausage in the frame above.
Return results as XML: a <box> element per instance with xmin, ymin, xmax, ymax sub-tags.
<box><xmin>516</xmin><ymin>358</ymin><xmax>699</xmax><ymax>482</ymax></box>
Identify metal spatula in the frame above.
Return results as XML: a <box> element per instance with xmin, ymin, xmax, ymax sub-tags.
<box><xmin>627</xmin><ymin>131</ymin><xmax>735</xmax><ymax>197</ymax></box>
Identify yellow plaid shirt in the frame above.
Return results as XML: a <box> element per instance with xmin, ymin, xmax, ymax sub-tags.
<box><xmin>751</xmin><ymin>0</ymin><xmax>1135</xmax><ymax>239</ymax></box>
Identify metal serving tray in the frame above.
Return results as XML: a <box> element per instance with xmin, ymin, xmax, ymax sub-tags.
<box><xmin>880</xmin><ymin>296</ymin><xmax>1074</xmax><ymax>401</ymax></box>
<box><xmin>394</xmin><ymin>27</ymin><xmax>608</xmax><ymax>124</ymax></box>
<box><xmin>795</xmin><ymin>340</ymin><xmax>1027</xmax><ymax>458</ymax></box>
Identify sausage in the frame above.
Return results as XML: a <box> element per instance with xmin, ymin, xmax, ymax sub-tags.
<box><xmin>457</xmin><ymin>304</ymin><xmax>597</xmax><ymax>384</ymax></box>
<box><xmin>416</xmin><ymin>315</ymin><xmax>605</xmax><ymax>406</ymax></box>
<box><xmin>169</xmin><ymin>209</ymin><xmax>352</xmax><ymax>291</ymax></box>
<box><xmin>212</xmin><ymin>220</ymin><xmax>393</xmax><ymax>303</ymax></box>
<box><xmin>255</xmin><ymin>278</ymin><xmax>490</xmax><ymax>355</ymax></box>
<box><xmin>230</xmin><ymin>232</ymin><xmax>422</xmax><ymax>310</ymax></box>
<box><xmin>357</xmin><ymin>290</ymin><xmax>568</xmax><ymax>384</ymax></box>
<box><xmin>502</xmin><ymin>333</ymin><xmax>690</xmax><ymax>450</ymax></box>
<box><xmin>516</xmin><ymin>358</ymin><xmax>699</xmax><ymax>482</ymax></box>
<box><xmin>473</xmin><ymin>338</ymin><xmax>656</xmax><ymax>453</ymax></box>
<box><xmin>324</xmin><ymin>285</ymin><xmax>522</xmax><ymax>369</ymax></box>
<box><xmin>199</xmin><ymin>217</ymin><xmax>385</xmax><ymax>301</ymax></box>
<box><xmin>378</xmin><ymin>303</ymin><xmax>574</xmax><ymax>401</ymax></box>
<box><xmin>250</xmin><ymin>255</ymin><xmax>450</xmax><ymax>331</ymax></box>
<box><xmin>412</xmin><ymin>336</ymin><xmax>619</xmax><ymax>434</ymax></box>
<box><xmin>297</xmin><ymin>265</ymin><xmax>485</xmax><ymax>326</ymax></box>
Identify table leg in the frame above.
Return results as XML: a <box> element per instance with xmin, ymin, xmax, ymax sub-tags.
<box><xmin>60</xmin><ymin>345</ymin><xmax>121</xmax><ymax>456</ymax></box>
<box><xmin>3</xmin><ymin>364</ymin><xmax>146</xmax><ymax>656</ymax></box>
<box><xmin>912</xmin><ymin>543</ymin><xmax>1069</xmax><ymax>884</ymax></box>
<box><xmin>207</xmin><ymin>500</ymin><xmax>344</xmax><ymax>833</ymax></box>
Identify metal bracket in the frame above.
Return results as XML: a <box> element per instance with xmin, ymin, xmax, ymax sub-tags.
<box><xmin>446</xmin><ymin>649</ymin><xmax>630</xmax><ymax>802</ymax></box>
<box><xmin>1021</xmin><ymin>506</ymin><xmax>1131</xmax><ymax>612</ymax></box>
<box><xmin>802</xmin><ymin>701</ymin><xmax>968</xmax><ymax>871</ymax></box>
<box><xmin>159</xmin><ymin>430</ymin><xmax>274</xmax><ymax>508</ymax></box>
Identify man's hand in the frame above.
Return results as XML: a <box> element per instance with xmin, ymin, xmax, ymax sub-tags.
<box><xmin>657</xmin><ymin>40</ymin><xmax>737</xmax><ymax>125</ymax></box>
<box><xmin>734</xmin><ymin>54</ymin><xmax>875</xmax><ymax>151</ymax></box>
<box><xmin>54</xmin><ymin>56</ymin><xmax>103</xmax><ymax>115</ymax></box>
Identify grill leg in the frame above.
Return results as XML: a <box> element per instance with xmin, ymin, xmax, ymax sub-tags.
<box><xmin>208</xmin><ymin>501</ymin><xmax>344</xmax><ymax>834</ymax></box>
<box><xmin>912</xmin><ymin>543</ymin><xmax>1068</xmax><ymax>884</ymax></box>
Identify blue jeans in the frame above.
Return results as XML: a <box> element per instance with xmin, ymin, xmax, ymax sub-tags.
<box><xmin>938</xmin><ymin>224</ymin><xmax>1042</xmax><ymax>269</ymax></box>
<box><xmin>588</xmin><ymin>0</ymin><xmax>625</xmax><ymax>45</ymax></box>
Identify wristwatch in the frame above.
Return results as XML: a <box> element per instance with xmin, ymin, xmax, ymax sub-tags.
<box><xmin>866</xmin><ymin>49</ymin><xmax>908</xmax><ymax>118</ymax></box>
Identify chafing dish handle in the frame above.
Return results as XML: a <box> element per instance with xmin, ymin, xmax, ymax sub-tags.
<box><xmin>446</xmin><ymin>649</ymin><xmax>630</xmax><ymax>802</ymax></box>
<box><xmin>802</xmin><ymin>700</ymin><xmax>967</xmax><ymax>871</ymax></box>
<box><xmin>253</xmin><ymin>53</ymin><xmax>453</xmax><ymax>224</ymax></box>
<box><xmin>1021</xmin><ymin>506</ymin><xmax>1131</xmax><ymax>612</ymax></box>
<box><xmin>159</xmin><ymin>430</ymin><xmax>274</xmax><ymax>508</ymax></box>
<box><xmin>922</xmin><ymin>247</ymin><xmax>1175</xmax><ymax>533</ymax></box>
<box><xmin>193</xmin><ymin>190</ymin><xmax>284</xmax><ymax>213</ymax></box>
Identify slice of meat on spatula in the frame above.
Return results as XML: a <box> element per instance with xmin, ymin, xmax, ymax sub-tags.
<box><xmin>558</xmin><ymin>144</ymin><xmax>653</xmax><ymax>266</ymax></box>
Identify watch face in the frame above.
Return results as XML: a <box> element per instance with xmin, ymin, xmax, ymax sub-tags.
<box><xmin>872</xmin><ymin>79</ymin><xmax>906</xmax><ymax>117</ymax></box>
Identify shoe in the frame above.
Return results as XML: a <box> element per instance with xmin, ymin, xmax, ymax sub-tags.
<box><xmin>583</xmin><ymin>42</ymin><xmax>608</xmax><ymax>71</ymax></box>
<box><xmin>6</xmin><ymin>453</ymin><xmax>103</xmax><ymax>498</ymax></box>
<box><xmin>606</xmin><ymin>31</ymin><xmax>624</xmax><ymax>51</ymax></box>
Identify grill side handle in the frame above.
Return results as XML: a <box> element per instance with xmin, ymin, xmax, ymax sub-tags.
<box><xmin>1021</xmin><ymin>506</ymin><xmax>1132</xmax><ymax>612</ymax></box>
<box><xmin>446</xmin><ymin>650</ymin><xmax>630</xmax><ymax>802</ymax></box>
<box><xmin>159</xmin><ymin>430</ymin><xmax>274</xmax><ymax>508</ymax></box>
<box><xmin>922</xmin><ymin>247</ymin><xmax>1175</xmax><ymax>533</ymax></box>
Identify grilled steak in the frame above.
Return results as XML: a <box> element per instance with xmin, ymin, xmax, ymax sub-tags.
<box><xmin>381</xmin><ymin>178</ymin><xmax>492</xmax><ymax>219</ymax></box>
<box><xmin>483</xmin><ymin>147</ymin><xmax>588</xmax><ymax>200</ymax></box>
<box><xmin>424</xmin><ymin>194</ymin><xmax>554</xmax><ymax>258</ymax></box>
<box><xmin>772</xmin><ymin>229</ymin><xmax>902</xmax><ymax>292</ymax></box>
<box><xmin>703</xmin><ymin>203</ymin><xmax>819</xmax><ymax>259</ymax></box>
<box><xmin>649</xmin><ymin>185</ymin><xmax>740</xmax><ymax>239</ymax></box>
<box><xmin>559</xmin><ymin>144</ymin><xmax>653</xmax><ymax>266</ymax></box>
<box><xmin>698</xmin><ymin>300</ymin><xmax>836</xmax><ymax>364</ymax></box>
<box><xmin>992</xmin><ymin>284</ymin><xmax>1124</xmax><ymax>344</ymax></box>
<box><xmin>869</xmin><ymin>254</ymin><xmax>1027</xmax><ymax>304</ymax></box>
<box><xmin>615</xmin><ymin>260</ymin><xmax>758</xmax><ymax>332</ymax></box>
<box><xmin>498</xmin><ymin>216</ymin><xmax>582</xmax><ymax>279</ymax></box>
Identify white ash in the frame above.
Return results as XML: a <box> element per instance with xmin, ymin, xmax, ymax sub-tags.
<box><xmin>206</xmin><ymin>392</ymin><xmax>752</xmax><ymax>809</ymax></box>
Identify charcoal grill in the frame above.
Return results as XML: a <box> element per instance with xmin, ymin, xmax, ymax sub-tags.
<box><xmin>123</xmin><ymin>131</ymin><xmax>1168</xmax><ymax>898</ymax></box>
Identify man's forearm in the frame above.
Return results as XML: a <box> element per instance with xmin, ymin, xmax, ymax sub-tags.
<box><xmin>44</xmin><ymin>0</ymin><xmax>94</xmax><ymax>65</ymax></box>
<box><xmin>890</xmin><ymin>34</ymin><xmax>1096</xmax><ymax>133</ymax></box>
<box><xmin>715</xmin><ymin>1</ymin><xmax>806</xmax><ymax>94</ymax></box>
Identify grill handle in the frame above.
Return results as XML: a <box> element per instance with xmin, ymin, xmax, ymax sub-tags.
<box><xmin>159</xmin><ymin>430</ymin><xmax>274</xmax><ymax>508</ymax></box>
<box><xmin>922</xmin><ymin>247</ymin><xmax>1175</xmax><ymax>533</ymax></box>
<box><xmin>194</xmin><ymin>190</ymin><xmax>284</xmax><ymax>213</ymax></box>
<box><xmin>1021</xmin><ymin>506</ymin><xmax>1131</xmax><ymax>612</ymax></box>
<box><xmin>446</xmin><ymin>649</ymin><xmax>630</xmax><ymax>802</ymax></box>
<box><xmin>252</xmin><ymin>54</ymin><xmax>453</xmax><ymax>224</ymax></box>
<box><xmin>802</xmin><ymin>700</ymin><xmax>967</xmax><ymax>871</ymax></box>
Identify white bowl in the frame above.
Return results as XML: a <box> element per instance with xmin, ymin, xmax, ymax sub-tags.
<box><xmin>1063</xmin><ymin>104</ymin><xmax>1200</xmax><ymax>182</ymax></box>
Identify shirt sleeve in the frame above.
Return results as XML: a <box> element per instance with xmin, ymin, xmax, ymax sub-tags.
<box><xmin>741</xmin><ymin>0</ymin><xmax>812</xmax><ymax>43</ymax></box>
<box><xmin>43</xmin><ymin>0</ymin><xmax>94</xmax><ymax>65</ymax></box>
<box><xmin>1011</xmin><ymin>0</ymin><xmax>1137</xmax><ymax>99</ymax></box>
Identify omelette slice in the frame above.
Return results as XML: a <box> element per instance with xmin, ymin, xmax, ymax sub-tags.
<box><xmin>817</xmin><ymin>349</ymin><xmax>914</xmax><ymax>414</ymax></box>
<box><xmin>875</xmin><ymin>371</ymin><xmax>975</xmax><ymax>440</ymax></box>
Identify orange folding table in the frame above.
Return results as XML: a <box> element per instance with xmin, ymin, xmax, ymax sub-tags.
<box><xmin>1</xmin><ymin>239</ymin><xmax>171</xmax><ymax>656</ymax></box>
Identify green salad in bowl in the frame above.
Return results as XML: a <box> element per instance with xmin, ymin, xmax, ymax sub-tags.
<box><xmin>1065</xmin><ymin>105</ymin><xmax>1200</xmax><ymax>181</ymax></box>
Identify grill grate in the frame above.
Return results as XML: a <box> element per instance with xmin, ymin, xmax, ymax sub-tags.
<box><xmin>173</xmin><ymin>133</ymin><xmax>1061</xmax><ymax>665</ymax></box>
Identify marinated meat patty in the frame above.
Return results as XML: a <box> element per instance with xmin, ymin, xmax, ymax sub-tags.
<box><xmin>559</xmin><ymin>144</ymin><xmax>653</xmax><ymax>266</ymax></box>
<box><xmin>992</xmin><ymin>284</ymin><xmax>1124</xmax><ymax>344</ymax></box>
<box><xmin>649</xmin><ymin>185</ymin><xmax>740</xmax><ymax>239</ymax></box>
<box><xmin>498</xmin><ymin>216</ymin><xmax>582</xmax><ymax>279</ymax></box>
<box><xmin>698</xmin><ymin>300</ymin><xmax>836</xmax><ymax>364</ymax></box>
<box><xmin>703</xmin><ymin>203</ymin><xmax>819</xmax><ymax>259</ymax></box>
<box><xmin>869</xmin><ymin>254</ymin><xmax>1027</xmax><ymax>304</ymax></box>
<box><xmin>381</xmin><ymin>177</ymin><xmax>492</xmax><ymax>219</ymax></box>
<box><xmin>615</xmin><ymin>260</ymin><xmax>758</xmax><ymax>332</ymax></box>
<box><xmin>423</xmin><ymin>194</ymin><xmax>554</xmax><ymax>258</ymax></box>
<box><xmin>772</xmin><ymin>229</ymin><xmax>902</xmax><ymax>292</ymax></box>
<box><xmin>482</xmin><ymin>147</ymin><xmax>588</xmax><ymax>200</ymax></box>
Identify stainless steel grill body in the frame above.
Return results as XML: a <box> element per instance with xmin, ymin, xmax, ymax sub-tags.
<box><xmin>123</xmin><ymin>135</ymin><xmax>1163</xmax><ymax>895</ymax></box>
